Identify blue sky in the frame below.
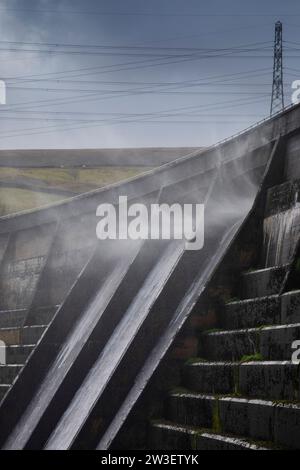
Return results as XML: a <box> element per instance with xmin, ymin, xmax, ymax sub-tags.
<box><xmin>0</xmin><ymin>0</ymin><xmax>300</xmax><ymax>149</ymax></box>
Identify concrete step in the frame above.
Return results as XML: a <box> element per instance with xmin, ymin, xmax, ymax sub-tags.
<box><xmin>0</xmin><ymin>365</ymin><xmax>23</xmax><ymax>385</ymax></box>
<box><xmin>241</xmin><ymin>266</ymin><xmax>288</xmax><ymax>300</ymax></box>
<box><xmin>183</xmin><ymin>361</ymin><xmax>236</xmax><ymax>395</ymax></box>
<box><xmin>0</xmin><ymin>325</ymin><xmax>46</xmax><ymax>346</ymax></box>
<box><xmin>0</xmin><ymin>305</ymin><xmax>59</xmax><ymax>329</ymax></box>
<box><xmin>0</xmin><ymin>345</ymin><xmax>34</xmax><ymax>364</ymax></box>
<box><xmin>0</xmin><ymin>384</ymin><xmax>9</xmax><ymax>402</ymax></box>
<box><xmin>200</xmin><ymin>323</ymin><xmax>300</xmax><ymax>361</ymax></box>
<box><xmin>224</xmin><ymin>295</ymin><xmax>281</xmax><ymax>329</ymax></box>
<box><xmin>281</xmin><ymin>290</ymin><xmax>300</xmax><ymax>324</ymax></box>
<box><xmin>225</xmin><ymin>290</ymin><xmax>300</xmax><ymax>330</ymax></box>
<box><xmin>183</xmin><ymin>361</ymin><xmax>300</xmax><ymax>401</ymax></box>
<box><xmin>167</xmin><ymin>391</ymin><xmax>300</xmax><ymax>449</ymax></box>
<box><xmin>224</xmin><ymin>290</ymin><xmax>300</xmax><ymax>329</ymax></box>
<box><xmin>150</xmin><ymin>421</ymin><xmax>277</xmax><ymax>450</ymax></box>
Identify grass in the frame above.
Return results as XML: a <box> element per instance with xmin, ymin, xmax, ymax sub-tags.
<box><xmin>0</xmin><ymin>166</ymin><xmax>149</xmax><ymax>190</ymax></box>
<box><xmin>204</xmin><ymin>328</ymin><xmax>222</xmax><ymax>334</ymax></box>
<box><xmin>239</xmin><ymin>353</ymin><xmax>263</xmax><ymax>363</ymax></box>
<box><xmin>0</xmin><ymin>166</ymin><xmax>151</xmax><ymax>215</ymax></box>
<box><xmin>0</xmin><ymin>188</ymin><xmax>64</xmax><ymax>216</ymax></box>
<box><xmin>226</xmin><ymin>296</ymin><xmax>240</xmax><ymax>303</ymax></box>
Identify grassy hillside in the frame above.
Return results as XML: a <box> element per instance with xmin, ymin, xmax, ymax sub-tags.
<box><xmin>0</xmin><ymin>166</ymin><xmax>149</xmax><ymax>192</ymax></box>
<box><xmin>0</xmin><ymin>187</ymin><xmax>63</xmax><ymax>215</ymax></box>
<box><xmin>0</xmin><ymin>166</ymin><xmax>150</xmax><ymax>216</ymax></box>
<box><xmin>0</xmin><ymin>147</ymin><xmax>201</xmax><ymax>216</ymax></box>
<box><xmin>0</xmin><ymin>147</ymin><xmax>198</xmax><ymax>168</ymax></box>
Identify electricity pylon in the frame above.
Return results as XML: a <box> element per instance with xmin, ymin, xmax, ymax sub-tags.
<box><xmin>270</xmin><ymin>21</ymin><xmax>284</xmax><ymax>116</ymax></box>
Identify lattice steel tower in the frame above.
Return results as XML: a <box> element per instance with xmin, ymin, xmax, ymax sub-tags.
<box><xmin>270</xmin><ymin>21</ymin><xmax>284</xmax><ymax>115</ymax></box>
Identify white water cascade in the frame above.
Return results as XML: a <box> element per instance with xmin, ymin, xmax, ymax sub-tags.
<box><xmin>263</xmin><ymin>202</ymin><xmax>300</xmax><ymax>267</ymax></box>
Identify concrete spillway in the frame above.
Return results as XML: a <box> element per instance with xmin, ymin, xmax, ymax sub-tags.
<box><xmin>0</xmin><ymin>105</ymin><xmax>300</xmax><ymax>449</ymax></box>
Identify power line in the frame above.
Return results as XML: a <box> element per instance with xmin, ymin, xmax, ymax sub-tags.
<box><xmin>1</xmin><ymin>51</ymin><xmax>271</xmax><ymax>90</ymax></box>
<box><xmin>6</xmin><ymin>84</ymin><xmax>276</xmax><ymax>95</ymax></box>
<box><xmin>4</xmin><ymin>53</ymin><xmax>272</xmax><ymax>84</ymax></box>
<box><xmin>0</xmin><ymin>95</ymin><xmax>269</xmax><ymax>119</ymax></box>
<box><xmin>0</xmin><ymin>46</ymin><xmax>273</xmax><ymax>59</ymax></box>
<box><xmin>0</xmin><ymin>7</ymin><xmax>299</xmax><ymax>17</ymax></box>
<box><xmin>0</xmin><ymin>39</ymin><xmax>272</xmax><ymax>52</ymax></box>
<box><xmin>1</xmin><ymin>87</ymin><xmax>269</xmax><ymax>112</ymax></box>
<box><xmin>0</xmin><ymin>96</ymin><xmax>269</xmax><ymax>140</ymax></box>
<box><xmin>0</xmin><ymin>17</ymin><xmax>286</xmax><ymax>144</ymax></box>
<box><xmin>0</xmin><ymin>113</ymin><xmax>266</xmax><ymax>123</ymax></box>
<box><xmin>4</xmin><ymin>67</ymin><xmax>271</xmax><ymax>85</ymax></box>
<box><xmin>0</xmin><ymin>118</ymin><xmax>266</xmax><ymax>140</ymax></box>
<box><xmin>0</xmin><ymin>96</ymin><xmax>270</xmax><ymax>123</ymax></box>
<box><xmin>1</xmin><ymin>67</ymin><xmax>274</xmax><ymax>112</ymax></box>
<box><xmin>4</xmin><ymin>85</ymin><xmax>273</xmax><ymax>94</ymax></box>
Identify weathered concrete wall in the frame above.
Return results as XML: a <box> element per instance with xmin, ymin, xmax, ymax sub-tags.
<box><xmin>33</xmin><ymin>212</ymin><xmax>97</xmax><ymax>308</ymax></box>
<box><xmin>0</xmin><ymin>224</ymin><xmax>55</xmax><ymax>310</ymax></box>
<box><xmin>285</xmin><ymin>133</ymin><xmax>300</xmax><ymax>181</ymax></box>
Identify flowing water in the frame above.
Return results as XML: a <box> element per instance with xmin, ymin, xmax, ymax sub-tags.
<box><xmin>45</xmin><ymin>240</ymin><xmax>184</xmax><ymax>450</ymax></box>
<box><xmin>4</xmin><ymin>249</ymin><xmax>138</xmax><ymax>450</ymax></box>
<box><xmin>263</xmin><ymin>204</ymin><xmax>300</xmax><ymax>267</ymax></box>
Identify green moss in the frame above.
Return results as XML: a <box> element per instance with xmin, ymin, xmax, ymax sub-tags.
<box><xmin>226</xmin><ymin>297</ymin><xmax>240</xmax><ymax>303</ymax></box>
<box><xmin>245</xmin><ymin>267</ymin><xmax>257</xmax><ymax>273</ymax></box>
<box><xmin>292</xmin><ymin>363</ymin><xmax>300</xmax><ymax>401</ymax></box>
<box><xmin>204</xmin><ymin>328</ymin><xmax>222</xmax><ymax>334</ymax></box>
<box><xmin>150</xmin><ymin>418</ymin><xmax>168</xmax><ymax>425</ymax></box>
<box><xmin>233</xmin><ymin>364</ymin><xmax>240</xmax><ymax>396</ymax></box>
<box><xmin>295</xmin><ymin>258</ymin><xmax>300</xmax><ymax>272</ymax></box>
<box><xmin>185</xmin><ymin>357</ymin><xmax>208</xmax><ymax>365</ymax></box>
<box><xmin>272</xmin><ymin>398</ymin><xmax>300</xmax><ymax>405</ymax></box>
<box><xmin>212</xmin><ymin>399</ymin><xmax>222</xmax><ymax>433</ymax></box>
<box><xmin>190</xmin><ymin>434</ymin><xmax>198</xmax><ymax>450</ymax></box>
<box><xmin>240</xmin><ymin>352</ymin><xmax>263</xmax><ymax>363</ymax></box>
